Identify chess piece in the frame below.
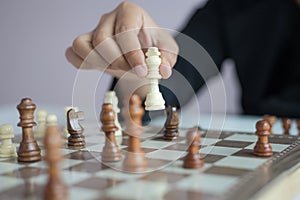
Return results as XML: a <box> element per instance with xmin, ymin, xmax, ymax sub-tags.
<box><xmin>123</xmin><ymin>95</ymin><xmax>147</xmax><ymax>172</ymax></box>
<box><xmin>282</xmin><ymin>118</ymin><xmax>292</xmax><ymax>135</ymax></box>
<box><xmin>253</xmin><ymin>120</ymin><xmax>273</xmax><ymax>157</ymax></box>
<box><xmin>44</xmin><ymin>114</ymin><xmax>68</xmax><ymax>200</ymax></box>
<box><xmin>263</xmin><ymin>115</ymin><xmax>277</xmax><ymax>134</ymax></box>
<box><xmin>67</xmin><ymin>109</ymin><xmax>85</xmax><ymax>149</ymax></box>
<box><xmin>0</xmin><ymin>124</ymin><xmax>17</xmax><ymax>158</ymax></box>
<box><xmin>100</xmin><ymin>103</ymin><xmax>122</xmax><ymax>162</ymax></box>
<box><xmin>64</xmin><ymin>106</ymin><xmax>78</xmax><ymax>138</ymax></box>
<box><xmin>144</xmin><ymin>47</ymin><xmax>165</xmax><ymax>111</ymax></box>
<box><xmin>183</xmin><ymin>128</ymin><xmax>204</xmax><ymax>169</ymax></box>
<box><xmin>122</xmin><ymin>94</ymin><xmax>144</xmax><ymax>137</ymax></box>
<box><xmin>17</xmin><ymin>98</ymin><xmax>41</xmax><ymax>162</ymax></box>
<box><xmin>104</xmin><ymin>91</ymin><xmax>122</xmax><ymax>145</ymax></box>
<box><xmin>35</xmin><ymin>109</ymin><xmax>47</xmax><ymax>138</ymax></box>
<box><xmin>163</xmin><ymin>106</ymin><xmax>179</xmax><ymax>140</ymax></box>
<box><xmin>297</xmin><ymin>119</ymin><xmax>300</xmax><ymax>136</ymax></box>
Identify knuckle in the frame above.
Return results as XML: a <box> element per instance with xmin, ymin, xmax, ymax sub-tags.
<box><xmin>93</xmin><ymin>30</ymin><xmax>109</xmax><ymax>47</ymax></box>
<box><xmin>72</xmin><ymin>35</ymin><xmax>85</xmax><ymax>50</ymax></box>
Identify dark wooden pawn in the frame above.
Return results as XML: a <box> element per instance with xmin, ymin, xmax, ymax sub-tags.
<box><xmin>44</xmin><ymin>115</ymin><xmax>68</xmax><ymax>200</ymax></box>
<box><xmin>253</xmin><ymin>120</ymin><xmax>273</xmax><ymax>157</ymax></box>
<box><xmin>67</xmin><ymin>109</ymin><xmax>85</xmax><ymax>148</ymax></box>
<box><xmin>100</xmin><ymin>103</ymin><xmax>122</xmax><ymax>162</ymax></box>
<box><xmin>282</xmin><ymin>118</ymin><xmax>292</xmax><ymax>135</ymax></box>
<box><xmin>122</xmin><ymin>94</ymin><xmax>144</xmax><ymax>137</ymax></box>
<box><xmin>163</xmin><ymin>106</ymin><xmax>179</xmax><ymax>140</ymax></box>
<box><xmin>123</xmin><ymin>94</ymin><xmax>147</xmax><ymax>172</ymax></box>
<box><xmin>183</xmin><ymin>128</ymin><xmax>204</xmax><ymax>169</ymax></box>
<box><xmin>17</xmin><ymin>98</ymin><xmax>41</xmax><ymax>162</ymax></box>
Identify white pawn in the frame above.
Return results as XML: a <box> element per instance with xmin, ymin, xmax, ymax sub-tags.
<box><xmin>46</xmin><ymin>114</ymin><xmax>59</xmax><ymax>126</ymax></box>
<box><xmin>35</xmin><ymin>109</ymin><xmax>47</xmax><ymax>138</ymax></box>
<box><xmin>144</xmin><ymin>47</ymin><xmax>165</xmax><ymax>111</ymax></box>
<box><xmin>104</xmin><ymin>91</ymin><xmax>122</xmax><ymax>145</ymax></box>
<box><xmin>64</xmin><ymin>106</ymin><xmax>78</xmax><ymax>138</ymax></box>
<box><xmin>0</xmin><ymin>124</ymin><xmax>17</xmax><ymax>158</ymax></box>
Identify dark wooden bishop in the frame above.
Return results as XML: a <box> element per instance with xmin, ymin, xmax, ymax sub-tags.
<box><xmin>17</xmin><ymin>98</ymin><xmax>41</xmax><ymax>162</ymax></box>
<box><xmin>163</xmin><ymin>105</ymin><xmax>179</xmax><ymax>140</ymax></box>
<box><xmin>253</xmin><ymin>120</ymin><xmax>273</xmax><ymax>157</ymax></box>
<box><xmin>282</xmin><ymin>118</ymin><xmax>292</xmax><ymax>135</ymax></box>
<box><xmin>123</xmin><ymin>94</ymin><xmax>147</xmax><ymax>172</ymax></box>
<box><xmin>67</xmin><ymin>109</ymin><xmax>85</xmax><ymax>148</ymax></box>
<box><xmin>44</xmin><ymin>118</ymin><xmax>68</xmax><ymax>200</ymax></box>
<box><xmin>100</xmin><ymin>103</ymin><xmax>122</xmax><ymax>162</ymax></box>
<box><xmin>183</xmin><ymin>128</ymin><xmax>204</xmax><ymax>169</ymax></box>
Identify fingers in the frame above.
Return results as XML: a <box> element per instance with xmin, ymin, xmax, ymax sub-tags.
<box><xmin>65</xmin><ymin>47</ymin><xmax>94</xmax><ymax>70</ymax></box>
<box><xmin>92</xmin><ymin>12</ymin><xmax>132</xmax><ymax>72</ymax></box>
<box><xmin>114</xmin><ymin>4</ymin><xmax>148</xmax><ymax>77</ymax></box>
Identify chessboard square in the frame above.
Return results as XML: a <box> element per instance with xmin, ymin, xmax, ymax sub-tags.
<box><xmin>175</xmin><ymin>174</ymin><xmax>239</xmax><ymax>195</ymax></box>
<box><xmin>201</xmin><ymin>138</ymin><xmax>221</xmax><ymax>146</ymax></box>
<box><xmin>145</xmin><ymin>149</ymin><xmax>186</xmax><ymax>161</ymax></box>
<box><xmin>94</xmin><ymin>168</ymin><xmax>143</xmax><ymax>180</ymax></box>
<box><xmin>141</xmin><ymin>171</ymin><xmax>188</xmax><ymax>183</ymax></box>
<box><xmin>29</xmin><ymin>159</ymin><xmax>83</xmax><ymax>169</ymax></box>
<box><xmin>245</xmin><ymin>143</ymin><xmax>290</xmax><ymax>152</ymax></box>
<box><xmin>204</xmin><ymin>166</ymin><xmax>252</xmax><ymax>177</ymax></box>
<box><xmin>85</xmin><ymin>135</ymin><xmax>105</xmax><ymax>143</ymax></box>
<box><xmin>0</xmin><ymin>162</ymin><xmax>22</xmax><ymax>174</ymax></box>
<box><xmin>69</xmin><ymin>186</ymin><xmax>101</xmax><ymax>200</ymax></box>
<box><xmin>162</xmin><ymin>160</ymin><xmax>212</xmax><ymax>175</ymax></box>
<box><xmin>203</xmin><ymin>154</ymin><xmax>226</xmax><ymax>163</ymax></box>
<box><xmin>268</xmin><ymin>135</ymin><xmax>298</xmax><ymax>144</ymax></box>
<box><xmin>200</xmin><ymin>146</ymin><xmax>241</xmax><ymax>156</ymax></box>
<box><xmin>74</xmin><ymin>177</ymin><xmax>121</xmax><ymax>190</ymax></box>
<box><xmin>0</xmin><ymin>176</ymin><xmax>23</xmax><ymax>192</ymax></box>
<box><xmin>163</xmin><ymin>189</ymin><xmax>219</xmax><ymax>200</ymax></box>
<box><xmin>65</xmin><ymin>150</ymin><xmax>101</xmax><ymax>161</ymax></box>
<box><xmin>86</xmin><ymin>144</ymin><xmax>105</xmax><ymax>152</ymax></box>
<box><xmin>141</xmin><ymin>140</ymin><xmax>175</xmax><ymax>149</ymax></box>
<box><xmin>215</xmin><ymin>140</ymin><xmax>253</xmax><ymax>148</ymax></box>
<box><xmin>67</xmin><ymin>161</ymin><xmax>108</xmax><ymax>173</ymax></box>
<box><xmin>214</xmin><ymin>156</ymin><xmax>267</xmax><ymax>170</ymax></box>
<box><xmin>105</xmin><ymin>180</ymin><xmax>169</xmax><ymax>200</ymax></box>
<box><xmin>1</xmin><ymin>166</ymin><xmax>46</xmax><ymax>179</ymax></box>
<box><xmin>61</xmin><ymin>171</ymin><xmax>92</xmax><ymax>186</ymax></box>
<box><xmin>164</xmin><ymin>143</ymin><xmax>189</xmax><ymax>151</ymax></box>
<box><xmin>224</xmin><ymin>134</ymin><xmax>257</xmax><ymax>142</ymax></box>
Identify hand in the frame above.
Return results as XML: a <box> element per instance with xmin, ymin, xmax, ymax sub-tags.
<box><xmin>66</xmin><ymin>2</ymin><xmax>178</xmax><ymax>79</ymax></box>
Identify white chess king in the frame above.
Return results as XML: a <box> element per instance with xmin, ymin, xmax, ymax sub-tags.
<box><xmin>144</xmin><ymin>47</ymin><xmax>165</xmax><ymax>111</ymax></box>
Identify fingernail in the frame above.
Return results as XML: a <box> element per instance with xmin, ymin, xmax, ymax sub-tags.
<box><xmin>160</xmin><ymin>64</ymin><xmax>172</xmax><ymax>79</ymax></box>
<box><xmin>134</xmin><ymin>65</ymin><xmax>148</xmax><ymax>77</ymax></box>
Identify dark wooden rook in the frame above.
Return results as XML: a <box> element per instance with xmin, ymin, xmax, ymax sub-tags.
<box><xmin>17</xmin><ymin>98</ymin><xmax>41</xmax><ymax>162</ymax></box>
<box><xmin>183</xmin><ymin>128</ymin><xmax>204</xmax><ymax>169</ymax></box>
<box><xmin>163</xmin><ymin>106</ymin><xmax>179</xmax><ymax>140</ymax></box>
<box><xmin>67</xmin><ymin>109</ymin><xmax>85</xmax><ymax>148</ymax></box>
<box><xmin>253</xmin><ymin>120</ymin><xmax>273</xmax><ymax>157</ymax></box>
<box><xmin>100</xmin><ymin>103</ymin><xmax>122</xmax><ymax>162</ymax></box>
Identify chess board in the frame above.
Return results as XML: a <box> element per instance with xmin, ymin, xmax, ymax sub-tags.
<box><xmin>0</xmin><ymin>124</ymin><xmax>300</xmax><ymax>200</ymax></box>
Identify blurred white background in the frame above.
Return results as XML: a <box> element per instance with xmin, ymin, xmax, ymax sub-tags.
<box><xmin>0</xmin><ymin>0</ymin><xmax>241</xmax><ymax>126</ymax></box>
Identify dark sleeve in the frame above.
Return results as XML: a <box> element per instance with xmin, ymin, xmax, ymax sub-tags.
<box><xmin>160</xmin><ymin>0</ymin><xmax>227</xmax><ymax>108</ymax></box>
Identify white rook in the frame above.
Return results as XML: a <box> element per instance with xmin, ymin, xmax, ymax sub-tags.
<box><xmin>144</xmin><ymin>47</ymin><xmax>165</xmax><ymax>111</ymax></box>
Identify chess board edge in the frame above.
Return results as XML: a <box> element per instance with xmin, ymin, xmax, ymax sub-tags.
<box><xmin>224</xmin><ymin>138</ymin><xmax>300</xmax><ymax>200</ymax></box>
